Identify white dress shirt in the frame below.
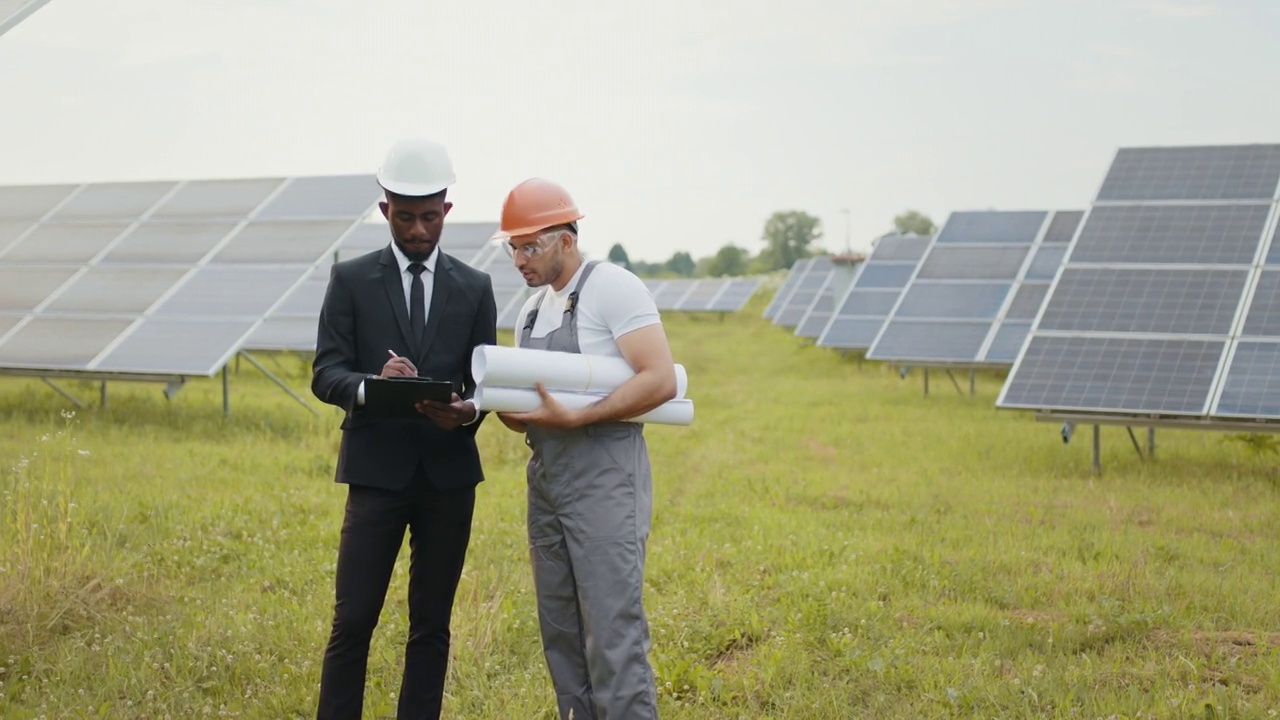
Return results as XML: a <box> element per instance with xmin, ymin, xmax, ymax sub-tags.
<box><xmin>356</xmin><ymin>243</ymin><xmax>478</xmax><ymax>425</ymax></box>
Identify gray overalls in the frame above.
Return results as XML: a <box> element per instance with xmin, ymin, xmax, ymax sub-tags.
<box><xmin>520</xmin><ymin>260</ymin><xmax>660</xmax><ymax>720</ymax></box>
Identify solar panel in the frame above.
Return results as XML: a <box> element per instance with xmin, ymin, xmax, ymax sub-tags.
<box><xmin>0</xmin><ymin>174</ymin><xmax>376</xmax><ymax>379</ymax></box>
<box><xmin>866</xmin><ymin>210</ymin><xmax>1082</xmax><ymax>367</ymax></box>
<box><xmin>773</xmin><ymin>256</ymin><xmax>834</xmax><ymax>328</ymax></box>
<box><xmin>762</xmin><ymin>258</ymin><xmax>812</xmax><ymax>319</ymax></box>
<box><xmin>653</xmin><ymin>279</ymin><xmax>695</xmax><ymax>311</ymax></box>
<box><xmin>707</xmin><ymin>278</ymin><xmax>761</xmax><ymax>312</ymax></box>
<box><xmin>795</xmin><ymin>264</ymin><xmax>858</xmax><ymax>338</ymax></box>
<box><xmin>999</xmin><ymin>143</ymin><xmax>1280</xmax><ymax>422</ymax></box>
<box><xmin>0</xmin><ymin>0</ymin><xmax>52</xmax><ymax>37</ymax></box>
<box><xmin>816</xmin><ymin>233</ymin><xmax>931</xmax><ymax>351</ymax></box>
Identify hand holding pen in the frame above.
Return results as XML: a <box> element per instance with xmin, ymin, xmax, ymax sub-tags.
<box><xmin>380</xmin><ymin>348</ymin><xmax>418</xmax><ymax>378</ymax></box>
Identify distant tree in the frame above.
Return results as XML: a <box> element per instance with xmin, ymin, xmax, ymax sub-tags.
<box><xmin>665</xmin><ymin>251</ymin><xmax>696</xmax><ymax>277</ymax></box>
<box><xmin>607</xmin><ymin>243</ymin><xmax>631</xmax><ymax>269</ymax></box>
<box><xmin>893</xmin><ymin>210</ymin><xmax>936</xmax><ymax>236</ymax></box>
<box><xmin>702</xmin><ymin>244</ymin><xmax>749</xmax><ymax>277</ymax></box>
<box><xmin>758</xmin><ymin>210</ymin><xmax>822</xmax><ymax>271</ymax></box>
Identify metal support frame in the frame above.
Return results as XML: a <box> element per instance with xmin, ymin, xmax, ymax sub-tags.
<box><xmin>969</xmin><ymin>370</ymin><xmax>976</xmax><ymax>396</ymax></box>
<box><xmin>40</xmin><ymin>379</ymin><xmax>87</xmax><ymax>409</ymax></box>
<box><xmin>222</xmin><ymin>366</ymin><xmax>230</xmax><ymax>417</ymax></box>
<box><xmin>237</xmin><ymin>351</ymin><xmax>320</xmax><ymax>417</ymax></box>
<box><xmin>100</xmin><ymin>381</ymin><xmax>107</xmax><ymax>408</ymax></box>
<box><xmin>945</xmin><ymin>369</ymin><xmax>964</xmax><ymax>395</ymax></box>
<box><xmin>1060</xmin><ymin>420</ymin><xmax>1155</xmax><ymax>475</ymax></box>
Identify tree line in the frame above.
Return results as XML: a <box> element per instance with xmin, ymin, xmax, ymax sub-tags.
<box><xmin>607</xmin><ymin>209</ymin><xmax>937</xmax><ymax>278</ymax></box>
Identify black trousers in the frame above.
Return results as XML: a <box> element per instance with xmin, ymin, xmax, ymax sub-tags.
<box><xmin>316</xmin><ymin>468</ymin><xmax>476</xmax><ymax>720</ymax></box>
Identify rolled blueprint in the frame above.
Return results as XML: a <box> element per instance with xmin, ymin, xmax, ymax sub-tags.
<box><xmin>472</xmin><ymin>345</ymin><xmax>688</xmax><ymax>399</ymax></box>
<box><xmin>473</xmin><ymin>386</ymin><xmax>694</xmax><ymax>426</ymax></box>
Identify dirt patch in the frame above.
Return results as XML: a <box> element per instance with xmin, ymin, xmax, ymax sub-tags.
<box><xmin>710</xmin><ymin>631</ymin><xmax>763</xmax><ymax>674</ymax></box>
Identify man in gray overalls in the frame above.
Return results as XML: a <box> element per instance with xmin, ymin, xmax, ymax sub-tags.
<box><xmin>494</xmin><ymin>178</ymin><xmax>679</xmax><ymax>720</ymax></box>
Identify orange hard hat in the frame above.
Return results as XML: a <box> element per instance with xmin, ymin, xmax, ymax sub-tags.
<box><xmin>495</xmin><ymin>178</ymin><xmax>585</xmax><ymax>238</ymax></box>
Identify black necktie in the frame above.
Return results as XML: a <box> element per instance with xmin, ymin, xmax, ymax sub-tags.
<box><xmin>408</xmin><ymin>262</ymin><xmax>427</xmax><ymax>352</ymax></box>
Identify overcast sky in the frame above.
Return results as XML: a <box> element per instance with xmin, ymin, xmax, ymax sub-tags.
<box><xmin>1</xmin><ymin>0</ymin><xmax>1277</xmax><ymax>263</ymax></box>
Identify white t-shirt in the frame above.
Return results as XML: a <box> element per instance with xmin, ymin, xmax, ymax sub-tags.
<box><xmin>514</xmin><ymin>261</ymin><xmax>661</xmax><ymax>358</ymax></box>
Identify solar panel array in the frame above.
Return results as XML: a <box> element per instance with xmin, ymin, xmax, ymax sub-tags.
<box><xmin>865</xmin><ymin>211</ymin><xmax>1082</xmax><ymax>367</ymax></box>
<box><xmin>0</xmin><ymin>175</ymin><xmax>377</xmax><ymax>377</ymax></box>
<box><xmin>246</xmin><ymin>221</ymin><xmax>498</xmax><ymax>351</ymax></box>
<box><xmin>772</xmin><ymin>256</ymin><xmax>835</xmax><ymax>328</ymax></box>
<box><xmin>763</xmin><ymin>258</ymin><xmax>814</xmax><ymax>320</ymax></box>
<box><xmin>816</xmin><ymin>233</ymin><xmax>931</xmax><ymax>350</ymax></box>
<box><xmin>644</xmin><ymin>278</ymin><xmax>762</xmax><ymax>313</ymax></box>
<box><xmin>998</xmin><ymin>144</ymin><xmax>1280</xmax><ymax>421</ymax></box>
<box><xmin>794</xmin><ymin>262</ymin><xmax>861</xmax><ymax>339</ymax></box>
<box><xmin>0</xmin><ymin>0</ymin><xmax>51</xmax><ymax>37</ymax></box>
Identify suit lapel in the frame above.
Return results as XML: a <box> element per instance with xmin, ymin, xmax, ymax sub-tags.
<box><xmin>378</xmin><ymin>246</ymin><xmax>416</xmax><ymax>355</ymax></box>
<box><xmin>417</xmin><ymin>252</ymin><xmax>454</xmax><ymax>365</ymax></box>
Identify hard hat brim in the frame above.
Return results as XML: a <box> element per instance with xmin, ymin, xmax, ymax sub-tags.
<box><xmin>491</xmin><ymin>215</ymin><xmax>585</xmax><ymax>240</ymax></box>
<box><xmin>376</xmin><ymin>175</ymin><xmax>455</xmax><ymax>198</ymax></box>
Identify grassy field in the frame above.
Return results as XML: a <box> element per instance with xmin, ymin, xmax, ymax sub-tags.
<box><xmin>3</xmin><ymin>292</ymin><xmax>1280</xmax><ymax>719</ymax></box>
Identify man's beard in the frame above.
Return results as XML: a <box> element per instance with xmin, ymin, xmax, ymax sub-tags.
<box><xmin>394</xmin><ymin>237</ymin><xmax>436</xmax><ymax>263</ymax></box>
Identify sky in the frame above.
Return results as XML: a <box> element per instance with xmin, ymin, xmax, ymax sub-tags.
<box><xmin>0</xmin><ymin>0</ymin><xmax>1277</xmax><ymax>263</ymax></box>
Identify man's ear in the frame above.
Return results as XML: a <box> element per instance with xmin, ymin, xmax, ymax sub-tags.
<box><xmin>443</xmin><ymin>201</ymin><xmax>454</xmax><ymax>217</ymax></box>
<box><xmin>379</xmin><ymin>201</ymin><xmax>390</xmax><ymax>220</ymax></box>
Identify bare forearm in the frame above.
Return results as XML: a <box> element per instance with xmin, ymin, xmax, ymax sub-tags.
<box><xmin>577</xmin><ymin>367</ymin><xmax>677</xmax><ymax>426</ymax></box>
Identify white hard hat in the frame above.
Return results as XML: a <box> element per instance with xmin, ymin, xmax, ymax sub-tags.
<box><xmin>376</xmin><ymin>137</ymin><xmax>456</xmax><ymax>197</ymax></box>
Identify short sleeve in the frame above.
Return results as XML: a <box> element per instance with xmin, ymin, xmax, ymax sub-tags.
<box><xmin>591</xmin><ymin>264</ymin><xmax>661</xmax><ymax>339</ymax></box>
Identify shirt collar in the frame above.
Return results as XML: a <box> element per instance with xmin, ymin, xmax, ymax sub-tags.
<box><xmin>390</xmin><ymin>241</ymin><xmax>439</xmax><ymax>275</ymax></box>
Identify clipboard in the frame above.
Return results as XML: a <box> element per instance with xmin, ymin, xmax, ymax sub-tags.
<box><xmin>364</xmin><ymin>377</ymin><xmax>456</xmax><ymax>419</ymax></box>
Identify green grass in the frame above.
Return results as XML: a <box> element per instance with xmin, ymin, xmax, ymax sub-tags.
<box><xmin>3</xmin><ymin>293</ymin><xmax>1280</xmax><ymax>718</ymax></box>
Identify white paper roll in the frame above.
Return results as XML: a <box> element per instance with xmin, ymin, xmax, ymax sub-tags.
<box><xmin>472</xmin><ymin>345</ymin><xmax>688</xmax><ymax>399</ymax></box>
<box><xmin>474</xmin><ymin>386</ymin><xmax>694</xmax><ymax>426</ymax></box>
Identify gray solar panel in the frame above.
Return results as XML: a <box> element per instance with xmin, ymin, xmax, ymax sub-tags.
<box><xmin>0</xmin><ymin>174</ymin><xmax>375</xmax><ymax>377</ymax></box>
<box><xmin>774</xmin><ymin>256</ymin><xmax>834</xmax><ymax>328</ymax></box>
<box><xmin>1215</xmin><ymin>342</ymin><xmax>1280</xmax><ymax>418</ymax></box>
<box><xmin>254</xmin><ymin>175</ymin><xmax>377</xmax><ymax>220</ymax></box>
<box><xmin>999</xmin><ymin>336</ymin><xmax>1225</xmax><ymax>415</ymax></box>
<box><xmin>0</xmin><ymin>0</ymin><xmax>52</xmax><ymax>37</ymax></box>
<box><xmin>984</xmin><ymin>322</ymin><xmax>1032</xmax><ymax>363</ymax></box>
<box><xmin>99</xmin><ymin>221</ymin><xmax>239</xmax><ymax>265</ymax></box>
<box><xmin>1096</xmin><ymin>145</ymin><xmax>1280</xmax><ymax>202</ymax></box>
<box><xmin>1072</xmin><ymin>205</ymin><xmax>1269</xmax><ymax>265</ymax></box>
<box><xmin>151</xmin><ymin>178</ymin><xmax>285</xmax><ymax>220</ymax></box>
<box><xmin>866</xmin><ymin>210</ymin><xmax>1080</xmax><ymax>367</ymax></box>
<box><xmin>935</xmin><ymin>211</ymin><xmax>1047</xmax><ymax>244</ymax></box>
<box><xmin>816</xmin><ymin>233</ymin><xmax>932</xmax><ymax>351</ymax></box>
<box><xmin>1025</xmin><ymin>244</ymin><xmax>1069</xmax><ymax>281</ymax></box>
<box><xmin>916</xmin><ymin>246</ymin><xmax>1029</xmax><ymax>280</ymax></box>
<box><xmin>707</xmin><ymin>278</ymin><xmax>760</xmax><ymax>312</ymax></box>
<box><xmin>999</xmin><ymin>142</ymin><xmax>1280</xmax><ymax>424</ymax></box>
<box><xmin>47</xmin><ymin>182</ymin><xmax>178</xmax><ymax>221</ymax></box>
<box><xmin>762</xmin><ymin>258</ymin><xmax>812</xmax><ymax>319</ymax></box>
<box><xmin>1038</xmin><ymin>268</ymin><xmax>1246</xmax><ymax>335</ymax></box>
<box><xmin>675</xmin><ymin>279</ymin><xmax>725</xmax><ymax>311</ymax></box>
<box><xmin>795</xmin><ymin>265</ymin><xmax>858</xmax><ymax>338</ymax></box>
<box><xmin>653</xmin><ymin>280</ymin><xmax>695</xmax><ymax>311</ymax></box>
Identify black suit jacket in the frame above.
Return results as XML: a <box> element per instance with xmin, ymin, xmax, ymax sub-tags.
<box><xmin>311</xmin><ymin>245</ymin><xmax>498</xmax><ymax>491</ymax></box>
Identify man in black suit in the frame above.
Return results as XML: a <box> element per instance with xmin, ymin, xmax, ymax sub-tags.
<box><xmin>310</xmin><ymin>137</ymin><xmax>498</xmax><ymax>720</ymax></box>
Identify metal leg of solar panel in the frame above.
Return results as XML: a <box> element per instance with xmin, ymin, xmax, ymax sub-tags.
<box><xmin>238</xmin><ymin>351</ymin><xmax>320</xmax><ymax>417</ymax></box>
<box><xmin>1092</xmin><ymin>425</ymin><xmax>1101</xmax><ymax>475</ymax></box>
<box><xmin>1125</xmin><ymin>427</ymin><xmax>1145</xmax><ymax>461</ymax></box>
<box><xmin>100</xmin><ymin>382</ymin><xmax>107</xmax><ymax>409</ymax></box>
<box><xmin>40</xmin><ymin>379</ymin><xmax>87</xmax><ymax>410</ymax></box>
<box><xmin>1147</xmin><ymin>428</ymin><xmax>1156</xmax><ymax>460</ymax></box>
<box><xmin>223</xmin><ymin>367</ymin><xmax>230</xmax><ymax>417</ymax></box>
<box><xmin>945</xmin><ymin>370</ymin><xmax>963</xmax><ymax>396</ymax></box>
<box><xmin>969</xmin><ymin>371</ymin><xmax>975</xmax><ymax>397</ymax></box>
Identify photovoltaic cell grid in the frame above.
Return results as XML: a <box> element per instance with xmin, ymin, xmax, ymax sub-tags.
<box><xmin>640</xmin><ymin>278</ymin><xmax>761</xmax><ymax>313</ymax></box>
<box><xmin>998</xmin><ymin>144</ymin><xmax>1280</xmax><ymax>420</ymax></box>
<box><xmin>762</xmin><ymin>258</ymin><xmax>813</xmax><ymax>320</ymax></box>
<box><xmin>0</xmin><ymin>0</ymin><xmax>51</xmax><ymax>37</ymax></box>
<box><xmin>772</xmin><ymin>256</ymin><xmax>835</xmax><ymax>328</ymax></box>
<box><xmin>865</xmin><ymin>210</ymin><xmax>1082</xmax><ymax>366</ymax></box>
<box><xmin>246</xmin><ymin>222</ymin><xmax>500</xmax><ymax>351</ymax></box>
<box><xmin>816</xmin><ymin>233</ymin><xmax>930</xmax><ymax>350</ymax></box>
<box><xmin>0</xmin><ymin>175</ymin><xmax>378</xmax><ymax>377</ymax></box>
<box><xmin>795</xmin><ymin>263</ymin><xmax>859</xmax><ymax>338</ymax></box>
